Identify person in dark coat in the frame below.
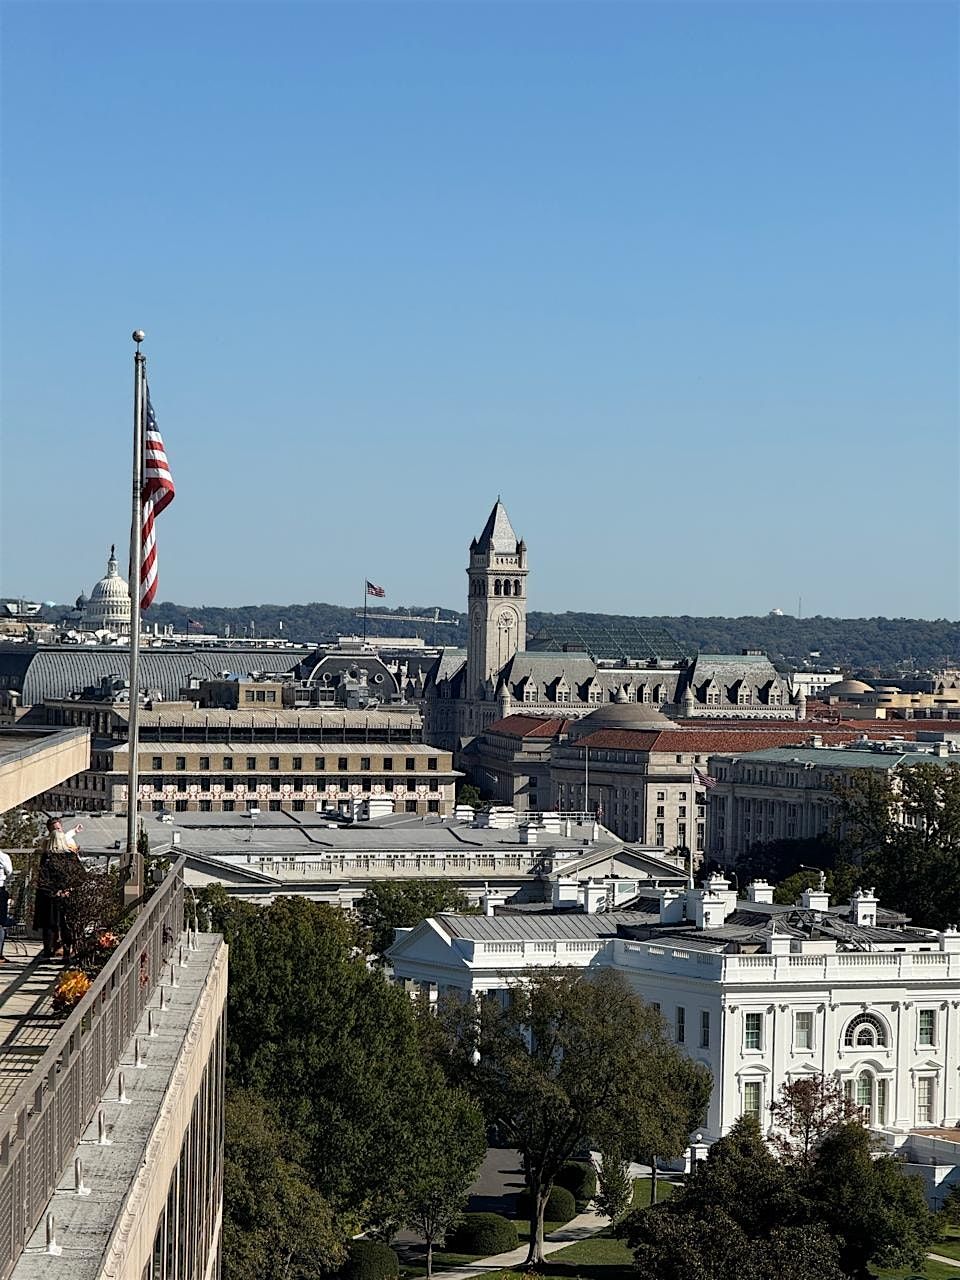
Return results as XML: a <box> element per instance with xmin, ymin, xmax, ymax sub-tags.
<box><xmin>33</xmin><ymin>819</ymin><xmax>81</xmax><ymax>958</ymax></box>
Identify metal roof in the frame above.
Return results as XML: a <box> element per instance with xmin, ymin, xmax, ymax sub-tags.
<box><xmin>527</xmin><ymin>618</ymin><xmax>684</xmax><ymax>663</ymax></box>
<box><xmin>0</xmin><ymin>645</ymin><xmax>310</xmax><ymax>704</ymax></box>
<box><xmin>436</xmin><ymin>909</ymin><xmax>658</xmax><ymax>942</ymax></box>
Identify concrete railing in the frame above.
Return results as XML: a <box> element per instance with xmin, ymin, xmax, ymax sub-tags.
<box><xmin>618</xmin><ymin>939</ymin><xmax>960</xmax><ymax>983</ymax></box>
<box><xmin>0</xmin><ymin>858</ymin><xmax>184</xmax><ymax>1280</ymax></box>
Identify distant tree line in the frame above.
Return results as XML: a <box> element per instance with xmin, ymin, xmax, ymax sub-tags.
<box><xmin>44</xmin><ymin>598</ymin><xmax>960</xmax><ymax>669</ymax></box>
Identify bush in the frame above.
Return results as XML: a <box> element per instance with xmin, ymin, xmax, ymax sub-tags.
<box><xmin>514</xmin><ymin>1184</ymin><xmax>577</xmax><ymax>1224</ymax></box>
<box><xmin>339</xmin><ymin>1241</ymin><xmax>399</xmax><ymax>1280</ymax></box>
<box><xmin>554</xmin><ymin>1160</ymin><xmax>597</xmax><ymax>1203</ymax></box>
<box><xmin>447</xmin><ymin>1213</ymin><xmax>519</xmax><ymax>1255</ymax></box>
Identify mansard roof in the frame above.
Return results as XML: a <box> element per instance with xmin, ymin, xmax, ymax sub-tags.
<box><xmin>475</xmin><ymin>501</ymin><xmax>519</xmax><ymax>554</ymax></box>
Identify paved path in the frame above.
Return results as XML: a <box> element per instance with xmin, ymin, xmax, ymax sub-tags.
<box><xmin>429</xmin><ymin>1207</ymin><xmax>609</xmax><ymax>1280</ymax></box>
<box><xmin>929</xmin><ymin>1253</ymin><xmax>960</xmax><ymax>1269</ymax></box>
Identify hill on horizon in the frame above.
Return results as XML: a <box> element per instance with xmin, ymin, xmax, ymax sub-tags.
<box><xmin>43</xmin><ymin>599</ymin><xmax>960</xmax><ymax>672</ymax></box>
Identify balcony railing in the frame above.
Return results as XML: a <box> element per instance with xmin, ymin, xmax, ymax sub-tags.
<box><xmin>0</xmin><ymin>857</ymin><xmax>185</xmax><ymax>1280</ymax></box>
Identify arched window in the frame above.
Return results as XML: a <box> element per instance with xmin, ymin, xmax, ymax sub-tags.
<box><xmin>513</xmin><ymin>579</ymin><xmax>521</xmax><ymax>595</ymax></box>
<box><xmin>494</xmin><ymin>579</ymin><xmax>502</xmax><ymax>596</ymax></box>
<box><xmin>845</xmin><ymin>1070</ymin><xmax>888</xmax><ymax>1126</ymax></box>
<box><xmin>502</xmin><ymin>580</ymin><xmax>511</xmax><ymax>596</ymax></box>
<box><xmin>844</xmin><ymin>1013</ymin><xmax>888</xmax><ymax>1048</ymax></box>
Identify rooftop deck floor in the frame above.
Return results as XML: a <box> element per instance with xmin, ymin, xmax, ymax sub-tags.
<box><xmin>0</xmin><ymin>941</ymin><xmax>64</xmax><ymax>1109</ymax></box>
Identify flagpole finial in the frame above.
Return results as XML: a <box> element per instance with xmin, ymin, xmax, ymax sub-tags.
<box><xmin>132</xmin><ymin>330</ymin><xmax>145</xmax><ymax>346</ymax></box>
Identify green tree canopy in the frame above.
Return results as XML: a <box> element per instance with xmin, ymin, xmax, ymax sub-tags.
<box><xmin>223</xmin><ymin>1090</ymin><xmax>346</xmax><ymax>1280</ymax></box>
<box><xmin>437</xmin><ymin>968</ymin><xmax>711</xmax><ymax>1264</ymax></box>
<box><xmin>355</xmin><ymin>879</ymin><xmax>476</xmax><ymax>957</ymax></box>
<box><xmin>621</xmin><ymin>1113</ymin><xmax>939</xmax><ymax>1280</ymax></box>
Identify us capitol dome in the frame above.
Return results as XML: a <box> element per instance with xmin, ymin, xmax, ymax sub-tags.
<box><xmin>80</xmin><ymin>546</ymin><xmax>132</xmax><ymax>635</ymax></box>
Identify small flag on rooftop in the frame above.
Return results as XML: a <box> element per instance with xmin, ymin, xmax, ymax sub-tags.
<box><xmin>366</xmin><ymin>580</ymin><xmax>386</xmax><ymax>598</ymax></box>
<box><xmin>140</xmin><ymin>385</ymin><xmax>175</xmax><ymax>609</ymax></box>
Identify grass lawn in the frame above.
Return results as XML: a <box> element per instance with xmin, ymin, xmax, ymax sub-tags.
<box><xmin>876</xmin><ymin>1264</ymin><xmax>960</xmax><ymax>1280</ymax></box>
<box><xmin>931</xmin><ymin>1226</ymin><xmax>960</xmax><ymax>1262</ymax></box>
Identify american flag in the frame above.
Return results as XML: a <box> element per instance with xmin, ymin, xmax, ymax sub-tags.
<box><xmin>365</xmin><ymin>580</ymin><xmax>385</xmax><ymax>598</ymax></box>
<box><xmin>140</xmin><ymin>386</ymin><xmax>175</xmax><ymax>609</ymax></box>
<box><xmin>695</xmin><ymin>768</ymin><xmax>718</xmax><ymax>790</ymax></box>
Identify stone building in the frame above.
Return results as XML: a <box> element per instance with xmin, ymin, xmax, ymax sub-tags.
<box><xmin>34</xmin><ymin>687</ymin><xmax>457</xmax><ymax>819</ymax></box>
<box><xmin>423</xmin><ymin>500</ymin><xmax>804</xmax><ymax>754</ymax></box>
<box><xmin>706</xmin><ymin>738</ymin><xmax>960</xmax><ymax>865</ymax></box>
<box><xmin>78</xmin><ymin>547</ymin><xmax>132</xmax><ymax>635</ymax></box>
<box><xmin>388</xmin><ymin>874</ymin><xmax>960</xmax><ymax>1188</ymax></box>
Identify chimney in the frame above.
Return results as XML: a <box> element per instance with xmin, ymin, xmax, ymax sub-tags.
<box><xmin>849</xmin><ymin>886</ymin><xmax>878</xmax><ymax>928</ymax></box>
<box><xmin>746</xmin><ymin>879</ymin><xmax>774</xmax><ymax>905</ymax></box>
<box><xmin>800</xmin><ymin>885</ymin><xmax>830</xmax><ymax>912</ymax></box>
<box><xmin>580</xmin><ymin>879</ymin><xmax>607</xmax><ymax>914</ymax></box>
<box><xmin>693</xmin><ymin>888</ymin><xmax>726</xmax><ymax>930</ymax></box>
<box><xmin>519</xmin><ymin>824</ymin><xmax>538</xmax><ymax>846</ymax></box>
<box><xmin>703</xmin><ymin>872</ymin><xmax>737</xmax><ymax>919</ymax></box>
<box><xmin>657</xmin><ymin>886</ymin><xmax>685</xmax><ymax>925</ymax></box>
<box><xmin>552</xmin><ymin>877</ymin><xmax>578</xmax><ymax>910</ymax></box>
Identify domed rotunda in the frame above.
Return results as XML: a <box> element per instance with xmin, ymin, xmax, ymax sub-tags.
<box><xmin>81</xmin><ymin>547</ymin><xmax>132</xmax><ymax>635</ymax></box>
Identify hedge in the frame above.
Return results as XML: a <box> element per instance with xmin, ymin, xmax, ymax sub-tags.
<box><xmin>446</xmin><ymin>1213</ymin><xmax>519</xmax><ymax>1255</ymax></box>
<box><xmin>554</xmin><ymin>1161</ymin><xmax>597</xmax><ymax>1203</ymax></box>
<box><xmin>339</xmin><ymin>1241</ymin><xmax>399</xmax><ymax>1280</ymax></box>
<box><xmin>514</xmin><ymin>1184</ymin><xmax>577</xmax><ymax>1224</ymax></box>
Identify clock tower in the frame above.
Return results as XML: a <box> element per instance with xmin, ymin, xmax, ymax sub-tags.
<box><xmin>465</xmin><ymin>499</ymin><xmax>527</xmax><ymax>699</ymax></box>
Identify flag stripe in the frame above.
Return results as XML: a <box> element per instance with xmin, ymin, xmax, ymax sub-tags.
<box><xmin>139</xmin><ymin>385</ymin><xmax>174</xmax><ymax>610</ymax></box>
<box><xmin>366</xmin><ymin>580</ymin><xmax>385</xmax><ymax>597</ymax></box>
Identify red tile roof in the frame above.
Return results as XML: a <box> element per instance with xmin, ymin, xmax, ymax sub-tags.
<box><xmin>486</xmin><ymin>715</ymin><xmax>574</xmax><ymax>739</ymax></box>
<box><xmin>573</xmin><ymin>727</ymin><xmax>865</xmax><ymax>753</ymax></box>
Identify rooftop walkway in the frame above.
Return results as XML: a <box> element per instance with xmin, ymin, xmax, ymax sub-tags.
<box><xmin>0</xmin><ymin>941</ymin><xmax>66</xmax><ymax>1109</ymax></box>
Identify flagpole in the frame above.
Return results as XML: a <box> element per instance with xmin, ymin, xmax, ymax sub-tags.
<box><xmin>688</xmin><ymin>757</ymin><xmax>697</xmax><ymax>888</ymax></box>
<box><xmin>362</xmin><ymin>580</ymin><xmax>368</xmax><ymax>645</ymax></box>
<box><xmin>124</xmin><ymin>329</ymin><xmax>146</xmax><ymax>905</ymax></box>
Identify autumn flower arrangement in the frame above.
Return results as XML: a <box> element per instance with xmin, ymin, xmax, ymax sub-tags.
<box><xmin>96</xmin><ymin>931</ymin><xmax>119</xmax><ymax>952</ymax></box>
<box><xmin>52</xmin><ymin>969</ymin><xmax>92</xmax><ymax>1014</ymax></box>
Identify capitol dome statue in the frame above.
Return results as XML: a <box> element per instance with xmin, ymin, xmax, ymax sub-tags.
<box><xmin>81</xmin><ymin>547</ymin><xmax>132</xmax><ymax>635</ymax></box>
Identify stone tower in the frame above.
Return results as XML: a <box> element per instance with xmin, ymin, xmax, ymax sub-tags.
<box><xmin>465</xmin><ymin>500</ymin><xmax>527</xmax><ymax>698</ymax></box>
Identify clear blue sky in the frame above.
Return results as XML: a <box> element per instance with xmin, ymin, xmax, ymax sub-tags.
<box><xmin>2</xmin><ymin>2</ymin><xmax>957</xmax><ymax>619</ymax></box>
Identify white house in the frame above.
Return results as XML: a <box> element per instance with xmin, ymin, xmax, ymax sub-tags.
<box><xmin>388</xmin><ymin>875</ymin><xmax>960</xmax><ymax>1157</ymax></box>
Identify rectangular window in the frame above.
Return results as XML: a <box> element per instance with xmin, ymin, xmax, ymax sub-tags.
<box><xmin>656</xmin><ymin>805</ymin><xmax>665</xmax><ymax>819</ymax></box>
<box><xmin>256</xmin><ymin>690</ymin><xmax>266</xmax><ymax>702</ymax></box>
<box><xmin>199</xmin><ymin>756</ymin><xmax>210</xmax><ymax>770</ymax></box>
<box><xmin>877</xmin><ymin>1077</ymin><xmax>888</xmax><ymax>1125</ymax></box>
<box><xmin>152</xmin><ymin>756</ymin><xmax>163</xmax><ymax>770</ymax></box>
<box><xmin>361</xmin><ymin>780</ymin><xmax>372</xmax><ymax>793</ymax></box>
<box><xmin>266</xmin><ymin>690</ymin><xmax>276</xmax><ymax>702</ymax></box>
<box><xmin>383</xmin><ymin>757</ymin><xmax>393</xmax><ymax>771</ymax></box>
<box><xmin>292</xmin><ymin>757</ymin><xmax>302</xmax><ymax>771</ymax></box>
<box><xmin>175</xmin><ymin>799</ymin><xmax>188</xmax><ymax>812</ymax></box>
<box><xmin>177</xmin><ymin>779</ymin><xmax>187</xmax><ymax>793</ymax></box>
<box><xmin>271</xmin><ymin>780</ymin><xmax>281</xmax><ymax>792</ymax></box>
<box><xmin>919</xmin><ymin>1009</ymin><xmax>936</xmax><ymax>1047</ymax></box>
<box><xmin>269</xmin><ymin>799</ymin><xmax>281</xmax><ymax>812</ymax></box>
<box><xmin>429</xmin><ymin>779</ymin><xmax>439</xmax><ymax>792</ymax></box>
<box><xmin>678</xmin><ymin>805</ymin><xmax>687</xmax><ymax>819</ymax></box>
<box><xmin>700</xmin><ymin>1010</ymin><xmax>710</xmax><ymax>1049</ymax></box>
<box><xmin>675</xmin><ymin>1007</ymin><xmax>685</xmax><ymax>1044</ymax></box>
<box><xmin>405</xmin><ymin>799</ymin><xmax>417</xmax><ymax>812</ymax></box>
<box><xmin>245</xmin><ymin>690</ymin><xmax>255</xmax><ymax>701</ymax></box>
<box><xmin>223</xmin><ymin>756</ymin><xmax>233</xmax><ymax>770</ymax></box>
<box><xmin>224</xmin><ymin>779</ymin><xmax>234</xmax><ymax>792</ymax></box>
<box><xmin>222</xmin><ymin>800</ymin><xmax>235</xmax><ymax>812</ymax></box>
<box><xmin>405</xmin><ymin>757</ymin><xmax>416</xmax><ymax>771</ymax></box>
<box><xmin>428</xmin><ymin>757</ymin><xmax>438</xmax><ymax>771</ymax></box>
<box><xmin>247</xmin><ymin>777</ymin><xmax>257</xmax><ymax>791</ymax></box>
<box><xmin>655</xmin><ymin>823</ymin><xmax>665</xmax><ymax>846</ymax></box>
<box><xmin>744</xmin><ymin>1012</ymin><xmax>763</xmax><ymax>1051</ymax></box>
<box><xmin>384</xmin><ymin>779</ymin><xmax>394</xmax><ymax>792</ymax></box>
<box><xmin>269</xmin><ymin>757</ymin><xmax>280</xmax><ymax>771</ymax></box>
<box><xmin>293</xmin><ymin>799</ymin><xmax>305</xmax><ymax>812</ymax></box>
<box><xmin>795</xmin><ymin>1011</ymin><xmax>814</xmax><ymax>1051</ymax></box>
<box><xmin>176</xmin><ymin>756</ymin><xmax>186</xmax><ymax>771</ymax></box>
<box><xmin>360</xmin><ymin>757</ymin><xmax>371</xmax><ymax>771</ymax></box>
<box><xmin>338</xmin><ymin>757</ymin><xmax>348</xmax><ymax>771</ymax></box>
<box><xmin>246</xmin><ymin>800</ymin><xmax>259</xmax><ymax>812</ymax></box>
<box><xmin>315</xmin><ymin>757</ymin><xmax>325</xmax><ymax>771</ymax></box>
<box><xmin>199</xmin><ymin>799</ymin><xmax>212</xmax><ymax>812</ymax></box>
<box><xmin>152</xmin><ymin>799</ymin><xmax>164</xmax><ymax>812</ymax></box>
<box><xmin>428</xmin><ymin>799</ymin><xmax>440</xmax><ymax>813</ymax></box>
<box><xmin>743</xmin><ymin>1081</ymin><xmax>762</xmax><ymax>1118</ymax></box>
<box><xmin>656</xmin><ymin>790</ymin><xmax>665</xmax><ymax>801</ymax></box>
<box><xmin>917</xmin><ymin>1077</ymin><xmax>934</xmax><ymax>1125</ymax></box>
<box><xmin>246</xmin><ymin>756</ymin><xmax>257</xmax><ymax>770</ymax></box>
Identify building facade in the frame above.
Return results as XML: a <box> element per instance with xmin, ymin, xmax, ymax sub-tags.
<box><xmin>706</xmin><ymin>740</ymin><xmax>959</xmax><ymax>865</ymax></box>
<box><xmin>388</xmin><ymin>876</ymin><xmax>960</xmax><ymax>1152</ymax></box>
